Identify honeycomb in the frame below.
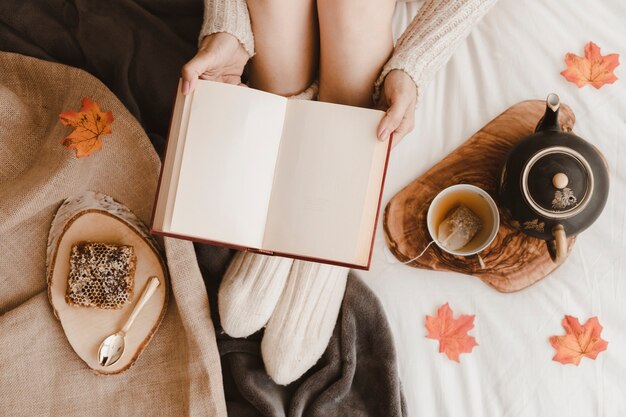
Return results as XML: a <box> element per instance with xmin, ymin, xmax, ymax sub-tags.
<box><xmin>65</xmin><ymin>242</ymin><xmax>136</xmax><ymax>309</ymax></box>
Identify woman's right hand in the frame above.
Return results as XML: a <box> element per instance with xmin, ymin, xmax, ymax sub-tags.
<box><xmin>181</xmin><ymin>32</ymin><xmax>250</xmax><ymax>95</ymax></box>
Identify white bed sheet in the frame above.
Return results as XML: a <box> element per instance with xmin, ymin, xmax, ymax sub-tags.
<box><xmin>354</xmin><ymin>1</ymin><xmax>626</xmax><ymax>416</ymax></box>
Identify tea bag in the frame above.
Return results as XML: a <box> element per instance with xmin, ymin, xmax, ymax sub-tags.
<box><xmin>437</xmin><ymin>204</ymin><xmax>483</xmax><ymax>251</ymax></box>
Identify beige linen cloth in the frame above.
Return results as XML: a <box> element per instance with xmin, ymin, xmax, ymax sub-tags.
<box><xmin>0</xmin><ymin>52</ymin><xmax>227</xmax><ymax>416</ymax></box>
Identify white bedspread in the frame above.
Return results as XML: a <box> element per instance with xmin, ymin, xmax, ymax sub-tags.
<box><xmin>354</xmin><ymin>1</ymin><xmax>626</xmax><ymax>416</ymax></box>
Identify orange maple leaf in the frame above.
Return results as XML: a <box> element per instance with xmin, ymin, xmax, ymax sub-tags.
<box><xmin>425</xmin><ymin>303</ymin><xmax>478</xmax><ymax>362</ymax></box>
<box><xmin>59</xmin><ymin>97</ymin><xmax>114</xmax><ymax>157</ymax></box>
<box><xmin>549</xmin><ymin>315</ymin><xmax>608</xmax><ymax>365</ymax></box>
<box><xmin>561</xmin><ymin>42</ymin><xmax>619</xmax><ymax>89</ymax></box>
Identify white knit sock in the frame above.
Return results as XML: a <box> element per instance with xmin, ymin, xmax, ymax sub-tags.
<box><xmin>261</xmin><ymin>260</ymin><xmax>348</xmax><ymax>385</ymax></box>
<box><xmin>290</xmin><ymin>80</ymin><xmax>318</xmax><ymax>100</ymax></box>
<box><xmin>218</xmin><ymin>251</ymin><xmax>293</xmax><ymax>338</ymax></box>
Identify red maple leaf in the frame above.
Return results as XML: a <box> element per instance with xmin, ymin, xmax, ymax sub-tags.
<box><xmin>549</xmin><ymin>315</ymin><xmax>608</xmax><ymax>365</ymax></box>
<box><xmin>425</xmin><ymin>303</ymin><xmax>478</xmax><ymax>362</ymax></box>
<box><xmin>561</xmin><ymin>42</ymin><xmax>619</xmax><ymax>89</ymax></box>
<box><xmin>59</xmin><ymin>97</ymin><xmax>114</xmax><ymax>157</ymax></box>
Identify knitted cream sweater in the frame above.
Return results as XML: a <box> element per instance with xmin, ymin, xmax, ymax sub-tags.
<box><xmin>199</xmin><ymin>0</ymin><xmax>497</xmax><ymax>101</ymax></box>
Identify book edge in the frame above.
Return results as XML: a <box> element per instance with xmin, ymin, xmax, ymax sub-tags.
<box><xmin>150</xmin><ymin>228</ymin><xmax>371</xmax><ymax>270</ymax></box>
<box><xmin>150</xmin><ymin>80</ymin><xmax>183</xmax><ymax>231</ymax></box>
<box><xmin>364</xmin><ymin>133</ymin><xmax>393</xmax><ymax>270</ymax></box>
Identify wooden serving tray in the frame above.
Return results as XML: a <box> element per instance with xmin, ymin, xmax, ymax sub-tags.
<box><xmin>46</xmin><ymin>191</ymin><xmax>169</xmax><ymax>374</ymax></box>
<box><xmin>383</xmin><ymin>100</ymin><xmax>576</xmax><ymax>292</ymax></box>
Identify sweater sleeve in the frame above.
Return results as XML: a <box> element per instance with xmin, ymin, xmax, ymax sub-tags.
<box><xmin>374</xmin><ymin>0</ymin><xmax>497</xmax><ymax>102</ymax></box>
<box><xmin>199</xmin><ymin>0</ymin><xmax>255</xmax><ymax>57</ymax></box>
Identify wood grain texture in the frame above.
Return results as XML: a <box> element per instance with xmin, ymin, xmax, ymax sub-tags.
<box><xmin>47</xmin><ymin>192</ymin><xmax>169</xmax><ymax>375</ymax></box>
<box><xmin>383</xmin><ymin>100</ymin><xmax>577</xmax><ymax>292</ymax></box>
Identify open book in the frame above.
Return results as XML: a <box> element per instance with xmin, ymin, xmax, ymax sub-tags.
<box><xmin>151</xmin><ymin>79</ymin><xmax>391</xmax><ymax>269</ymax></box>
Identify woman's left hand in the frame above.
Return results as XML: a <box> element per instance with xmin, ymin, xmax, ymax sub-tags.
<box><xmin>376</xmin><ymin>69</ymin><xmax>417</xmax><ymax>147</ymax></box>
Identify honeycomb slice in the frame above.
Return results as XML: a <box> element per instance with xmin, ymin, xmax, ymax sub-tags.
<box><xmin>66</xmin><ymin>242</ymin><xmax>136</xmax><ymax>309</ymax></box>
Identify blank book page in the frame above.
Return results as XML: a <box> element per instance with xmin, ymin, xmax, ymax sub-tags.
<box><xmin>263</xmin><ymin>99</ymin><xmax>385</xmax><ymax>264</ymax></box>
<box><xmin>170</xmin><ymin>81</ymin><xmax>287</xmax><ymax>248</ymax></box>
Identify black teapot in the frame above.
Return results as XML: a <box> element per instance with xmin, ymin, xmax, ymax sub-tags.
<box><xmin>498</xmin><ymin>94</ymin><xmax>609</xmax><ymax>264</ymax></box>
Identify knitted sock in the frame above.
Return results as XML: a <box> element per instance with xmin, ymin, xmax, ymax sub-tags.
<box><xmin>261</xmin><ymin>260</ymin><xmax>348</xmax><ymax>385</ymax></box>
<box><xmin>290</xmin><ymin>80</ymin><xmax>319</xmax><ymax>100</ymax></box>
<box><xmin>218</xmin><ymin>251</ymin><xmax>293</xmax><ymax>338</ymax></box>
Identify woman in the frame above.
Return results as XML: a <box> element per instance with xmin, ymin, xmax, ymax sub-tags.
<box><xmin>182</xmin><ymin>0</ymin><xmax>496</xmax><ymax>385</ymax></box>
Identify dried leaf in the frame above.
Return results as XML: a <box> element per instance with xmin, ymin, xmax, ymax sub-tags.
<box><xmin>561</xmin><ymin>42</ymin><xmax>619</xmax><ymax>89</ymax></box>
<box><xmin>425</xmin><ymin>303</ymin><xmax>478</xmax><ymax>362</ymax></box>
<box><xmin>549</xmin><ymin>315</ymin><xmax>608</xmax><ymax>365</ymax></box>
<box><xmin>59</xmin><ymin>97</ymin><xmax>114</xmax><ymax>157</ymax></box>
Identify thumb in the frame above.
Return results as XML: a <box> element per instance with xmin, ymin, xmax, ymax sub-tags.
<box><xmin>377</xmin><ymin>98</ymin><xmax>410</xmax><ymax>141</ymax></box>
<box><xmin>181</xmin><ymin>51</ymin><xmax>215</xmax><ymax>95</ymax></box>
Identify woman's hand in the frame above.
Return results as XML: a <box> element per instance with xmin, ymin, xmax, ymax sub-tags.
<box><xmin>181</xmin><ymin>32</ymin><xmax>250</xmax><ymax>95</ymax></box>
<box><xmin>376</xmin><ymin>69</ymin><xmax>417</xmax><ymax>147</ymax></box>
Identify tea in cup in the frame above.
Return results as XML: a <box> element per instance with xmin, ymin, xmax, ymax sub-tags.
<box><xmin>426</xmin><ymin>184</ymin><xmax>499</xmax><ymax>266</ymax></box>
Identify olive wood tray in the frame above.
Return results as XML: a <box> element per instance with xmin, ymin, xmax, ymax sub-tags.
<box><xmin>46</xmin><ymin>191</ymin><xmax>169</xmax><ymax>375</ymax></box>
<box><xmin>383</xmin><ymin>100</ymin><xmax>576</xmax><ymax>292</ymax></box>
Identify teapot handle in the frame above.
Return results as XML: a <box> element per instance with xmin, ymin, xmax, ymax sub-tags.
<box><xmin>551</xmin><ymin>224</ymin><xmax>568</xmax><ymax>264</ymax></box>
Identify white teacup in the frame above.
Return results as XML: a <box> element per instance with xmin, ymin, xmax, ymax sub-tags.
<box><xmin>427</xmin><ymin>184</ymin><xmax>500</xmax><ymax>263</ymax></box>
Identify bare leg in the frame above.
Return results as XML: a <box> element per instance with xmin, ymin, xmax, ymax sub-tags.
<box><xmin>246</xmin><ymin>0</ymin><xmax>319</xmax><ymax>96</ymax></box>
<box><xmin>317</xmin><ymin>0</ymin><xmax>396</xmax><ymax>107</ymax></box>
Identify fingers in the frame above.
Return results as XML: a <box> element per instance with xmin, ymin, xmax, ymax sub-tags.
<box><xmin>376</xmin><ymin>104</ymin><xmax>403</xmax><ymax>141</ymax></box>
<box><xmin>199</xmin><ymin>73</ymin><xmax>242</xmax><ymax>85</ymax></box>
<box><xmin>391</xmin><ymin>104</ymin><xmax>416</xmax><ymax>147</ymax></box>
<box><xmin>377</xmin><ymin>94</ymin><xmax>416</xmax><ymax>142</ymax></box>
<box><xmin>181</xmin><ymin>51</ymin><xmax>215</xmax><ymax>95</ymax></box>
<box><xmin>222</xmin><ymin>74</ymin><xmax>243</xmax><ymax>85</ymax></box>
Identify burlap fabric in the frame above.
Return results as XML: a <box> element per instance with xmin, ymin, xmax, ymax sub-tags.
<box><xmin>0</xmin><ymin>51</ymin><xmax>226</xmax><ymax>416</ymax></box>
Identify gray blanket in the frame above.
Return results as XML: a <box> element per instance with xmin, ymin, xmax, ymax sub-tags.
<box><xmin>0</xmin><ymin>2</ymin><xmax>406</xmax><ymax>415</ymax></box>
<box><xmin>196</xmin><ymin>245</ymin><xmax>406</xmax><ymax>417</ymax></box>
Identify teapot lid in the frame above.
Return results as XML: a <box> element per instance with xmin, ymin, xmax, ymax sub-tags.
<box><xmin>521</xmin><ymin>146</ymin><xmax>594</xmax><ymax>219</ymax></box>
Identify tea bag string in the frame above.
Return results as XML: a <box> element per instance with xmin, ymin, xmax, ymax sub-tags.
<box><xmin>402</xmin><ymin>207</ymin><xmax>469</xmax><ymax>264</ymax></box>
<box><xmin>402</xmin><ymin>240</ymin><xmax>436</xmax><ymax>264</ymax></box>
<box><xmin>401</xmin><ymin>214</ymin><xmax>474</xmax><ymax>265</ymax></box>
<box><xmin>401</xmin><ymin>239</ymin><xmax>486</xmax><ymax>269</ymax></box>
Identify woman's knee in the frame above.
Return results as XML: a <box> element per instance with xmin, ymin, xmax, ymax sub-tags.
<box><xmin>246</xmin><ymin>0</ymin><xmax>319</xmax><ymax>96</ymax></box>
<box><xmin>317</xmin><ymin>0</ymin><xmax>395</xmax><ymax>106</ymax></box>
<box><xmin>317</xmin><ymin>0</ymin><xmax>395</xmax><ymax>33</ymax></box>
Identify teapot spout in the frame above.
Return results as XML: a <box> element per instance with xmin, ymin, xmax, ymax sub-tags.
<box><xmin>535</xmin><ymin>93</ymin><xmax>561</xmax><ymax>132</ymax></box>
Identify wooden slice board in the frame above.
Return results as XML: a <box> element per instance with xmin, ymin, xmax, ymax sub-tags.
<box><xmin>46</xmin><ymin>191</ymin><xmax>169</xmax><ymax>375</ymax></box>
<box><xmin>383</xmin><ymin>100</ymin><xmax>577</xmax><ymax>292</ymax></box>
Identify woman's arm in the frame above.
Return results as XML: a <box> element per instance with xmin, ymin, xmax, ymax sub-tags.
<box><xmin>199</xmin><ymin>0</ymin><xmax>255</xmax><ymax>57</ymax></box>
<box><xmin>375</xmin><ymin>0</ymin><xmax>498</xmax><ymax>102</ymax></box>
<box><xmin>374</xmin><ymin>0</ymin><xmax>497</xmax><ymax>144</ymax></box>
<box><xmin>182</xmin><ymin>0</ymin><xmax>254</xmax><ymax>94</ymax></box>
